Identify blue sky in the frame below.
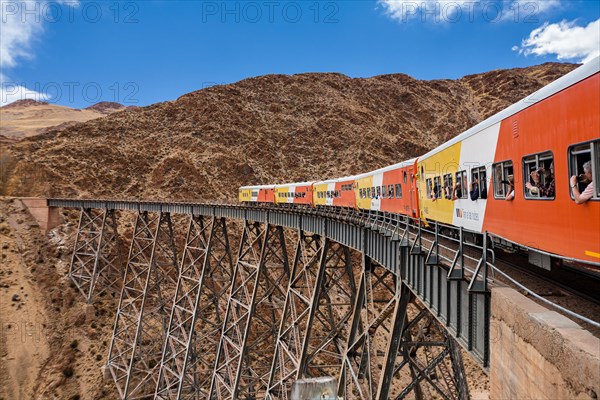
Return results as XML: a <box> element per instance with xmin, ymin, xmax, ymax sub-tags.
<box><xmin>1</xmin><ymin>0</ymin><xmax>599</xmax><ymax>108</ymax></box>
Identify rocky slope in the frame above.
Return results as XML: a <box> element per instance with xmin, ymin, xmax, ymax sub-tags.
<box><xmin>0</xmin><ymin>199</ymin><xmax>118</xmax><ymax>400</ymax></box>
<box><xmin>3</xmin><ymin>63</ymin><xmax>578</xmax><ymax>201</ymax></box>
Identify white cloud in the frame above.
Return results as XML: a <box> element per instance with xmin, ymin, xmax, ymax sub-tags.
<box><xmin>0</xmin><ymin>73</ymin><xmax>48</xmax><ymax>107</ymax></box>
<box><xmin>1</xmin><ymin>0</ymin><xmax>42</xmax><ymax>69</ymax></box>
<box><xmin>515</xmin><ymin>19</ymin><xmax>600</xmax><ymax>63</ymax></box>
<box><xmin>378</xmin><ymin>0</ymin><xmax>563</xmax><ymax>23</ymax></box>
<box><xmin>0</xmin><ymin>0</ymin><xmax>78</xmax><ymax>106</ymax></box>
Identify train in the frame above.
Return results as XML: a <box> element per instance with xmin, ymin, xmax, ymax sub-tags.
<box><xmin>239</xmin><ymin>58</ymin><xmax>600</xmax><ymax>266</ymax></box>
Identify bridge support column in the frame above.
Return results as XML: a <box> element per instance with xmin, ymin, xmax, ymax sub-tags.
<box><xmin>106</xmin><ymin>211</ymin><xmax>179</xmax><ymax>400</ymax></box>
<box><xmin>266</xmin><ymin>231</ymin><xmax>325</xmax><ymax>399</ymax></box>
<box><xmin>155</xmin><ymin>215</ymin><xmax>234</xmax><ymax>399</ymax></box>
<box><xmin>299</xmin><ymin>241</ymin><xmax>356</xmax><ymax>381</ymax></box>
<box><xmin>69</xmin><ymin>208</ymin><xmax>122</xmax><ymax>303</ymax></box>
<box><xmin>392</xmin><ymin>305</ymin><xmax>469</xmax><ymax>400</ymax></box>
<box><xmin>338</xmin><ymin>257</ymin><xmax>399</xmax><ymax>399</ymax></box>
<box><xmin>210</xmin><ymin>222</ymin><xmax>291</xmax><ymax>400</ymax></box>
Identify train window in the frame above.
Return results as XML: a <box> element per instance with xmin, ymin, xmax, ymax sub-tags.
<box><xmin>376</xmin><ymin>186</ymin><xmax>381</xmax><ymax>198</ymax></box>
<box><xmin>569</xmin><ymin>140</ymin><xmax>600</xmax><ymax>200</ymax></box>
<box><xmin>455</xmin><ymin>171</ymin><xmax>468</xmax><ymax>199</ymax></box>
<box><xmin>433</xmin><ymin>176</ymin><xmax>442</xmax><ymax>200</ymax></box>
<box><xmin>421</xmin><ymin>166</ymin><xmax>424</xmax><ymax>181</ymax></box>
<box><xmin>252</xmin><ymin>191</ymin><xmax>258</xmax><ymax>197</ymax></box>
<box><xmin>403</xmin><ymin>172</ymin><xmax>408</xmax><ymax>184</ymax></box>
<box><xmin>396</xmin><ymin>183</ymin><xmax>402</xmax><ymax>199</ymax></box>
<box><xmin>443</xmin><ymin>174</ymin><xmax>453</xmax><ymax>200</ymax></box>
<box><xmin>492</xmin><ymin>161</ymin><xmax>514</xmax><ymax>199</ymax></box>
<box><xmin>367</xmin><ymin>187</ymin><xmax>371</xmax><ymax>198</ymax></box>
<box><xmin>523</xmin><ymin>152</ymin><xmax>554</xmax><ymax>200</ymax></box>
<box><xmin>388</xmin><ymin>185</ymin><xmax>394</xmax><ymax>198</ymax></box>
<box><xmin>426</xmin><ymin>179</ymin><xmax>433</xmax><ymax>199</ymax></box>
<box><xmin>470</xmin><ymin>167</ymin><xmax>488</xmax><ymax>200</ymax></box>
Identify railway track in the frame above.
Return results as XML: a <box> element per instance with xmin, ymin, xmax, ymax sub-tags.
<box><xmin>491</xmin><ymin>250</ymin><xmax>600</xmax><ymax>335</ymax></box>
<box><xmin>493</xmin><ymin>252</ymin><xmax>600</xmax><ymax>304</ymax></box>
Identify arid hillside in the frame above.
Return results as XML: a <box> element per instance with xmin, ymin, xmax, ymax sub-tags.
<box><xmin>3</xmin><ymin>63</ymin><xmax>578</xmax><ymax>200</ymax></box>
<box><xmin>0</xmin><ymin>100</ymin><xmax>129</xmax><ymax>141</ymax></box>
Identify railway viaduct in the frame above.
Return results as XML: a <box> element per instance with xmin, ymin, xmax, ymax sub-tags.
<box><xmin>20</xmin><ymin>198</ymin><xmax>600</xmax><ymax>399</ymax></box>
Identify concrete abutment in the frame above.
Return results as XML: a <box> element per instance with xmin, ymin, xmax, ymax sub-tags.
<box><xmin>490</xmin><ymin>286</ymin><xmax>599</xmax><ymax>400</ymax></box>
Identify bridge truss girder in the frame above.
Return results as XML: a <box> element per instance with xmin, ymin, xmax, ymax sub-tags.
<box><xmin>210</xmin><ymin>222</ymin><xmax>291</xmax><ymax>400</ymax></box>
<box><xmin>339</xmin><ymin>254</ymin><xmax>470</xmax><ymax>400</ymax></box>
<box><xmin>69</xmin><ymin>208</ymin><xmax>122</xmax><ymax>303</ymax></box>
<box><xmin>155</xmin><ymin>215</ymin><xmax>234</xmax><ymax>399</ymax></box>
<box><xmin>63</xmin><ymin>204</ymin><xmax>477</xmax><ymax>400</ymax></box>
<box><xmin>106</xmin><ymin>211</ymin><xmax>179</xmax><ymax>399</ymax></box>
<box><xmin>266</xmin><ymin>231</ymin><xmax>325</xmax><ymax>399</ymax></box>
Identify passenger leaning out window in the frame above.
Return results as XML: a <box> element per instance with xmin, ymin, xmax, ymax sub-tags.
<box><xmin>570</xmin><ymin>161</ymin><xmax>594</xmax><ymax>205</ymax></box>
<box><xmin>504</xmin><ymin>175</ymin><xmax>515</xmax><ymax>201</ymax></box>
<box><xmin>469</xmin><ymin>179</ymin><xmax>480</xmax><ymax>201</ymax></box>
<box><xmin>431</xmin><ymin>182</ymin><xmax>441</xmax><ymax>202</ymax></box>
<box><xmin>527</xmin><ymin>163</ymin><xmax>555</xmax><ymax>197</ymax></box>
<box><xmin>452</xmin><ymin>181</ymin><xmax>462</xmax><ymax>200</ymax></box>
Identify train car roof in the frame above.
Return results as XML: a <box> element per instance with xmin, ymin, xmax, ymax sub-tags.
<box><xmin>418</xmin><ymin>57</ymin><xmax>600</xmax><ymax>161</ymax></box>
<box><xmin>239</xmin><ymin>184</ymin><xmax>276</xmax><ymax>190</ymax></box>
<box><xmin>275</xmin><ymin>181</ymin><xmax>315</xmax><ymax>188</ymax></box>
<box><xmin>353</xmin><ymin>158</ymin><xmax>418</xmax><ymax>180</ymax></box>
<box><xmin>314</xmin><ymin>175</ymin><xmax>360</xmax><ymax>185</ymax></box>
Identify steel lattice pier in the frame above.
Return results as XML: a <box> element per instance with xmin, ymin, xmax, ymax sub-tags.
<box><xmin>52</xmin><ymin>199</ymin><xmax>490</xmax><ymax>400</ymax></box>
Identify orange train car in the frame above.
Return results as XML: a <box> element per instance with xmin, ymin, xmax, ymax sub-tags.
<box><xmin>313</xmin><ymin>176</ymin><xmax>357</xmax><ymax>208</ymax></box>
<box><xmin>354</xmin><ymin>159</ymin><xmax>419</xmax><ymax>218</ymax></box>
<box><xmin>238</xmin><ymin>185</ymin><xmax>276</xmax><ymax>204</ymax></box>
<box><xmin>275</xmin><ymin>182</ymin><xmax>314</xmax><ymax>206</ymax></box>
<box><xmin>417</xmin><ymin>58</ymin><xmax>599</xmax><ymax>264</ymax></box>
<box><xmin>484</xmin><ymin>65</ymin><xmax>600</xmax><ymax>264</ymax></box>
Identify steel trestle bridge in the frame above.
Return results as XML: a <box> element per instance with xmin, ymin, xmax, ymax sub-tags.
<box><xmin>50</xmin><ymin>198</ymin><xmax>492</xmax><ymax>400</ymax></box>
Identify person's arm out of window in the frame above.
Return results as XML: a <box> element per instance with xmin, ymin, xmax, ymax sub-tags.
<box><xmin>570</xmin><ymin>176</ymin><xmax>594</xmax><ymax>204</ymax></box>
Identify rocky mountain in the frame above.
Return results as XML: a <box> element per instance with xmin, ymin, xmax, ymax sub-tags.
<box><xmin>84</xmin><ymin>101</ymin><xmax>133</xmax><ymax>115</ymax></box>
<box><xmin>0</xmin><ymin>100</ymin><xmax>128</xmax><ymax>140</ymax></box>
<box><xmin>2</xmin><ymin>62</ymin><xmax>578</xmax><ymax>200</ymax></box>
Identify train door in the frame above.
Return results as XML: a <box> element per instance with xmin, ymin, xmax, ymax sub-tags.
<box><xmin>408</xmin><ymin>169</ymin><xmax>417</xmax><ymax>217</ymax></box>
